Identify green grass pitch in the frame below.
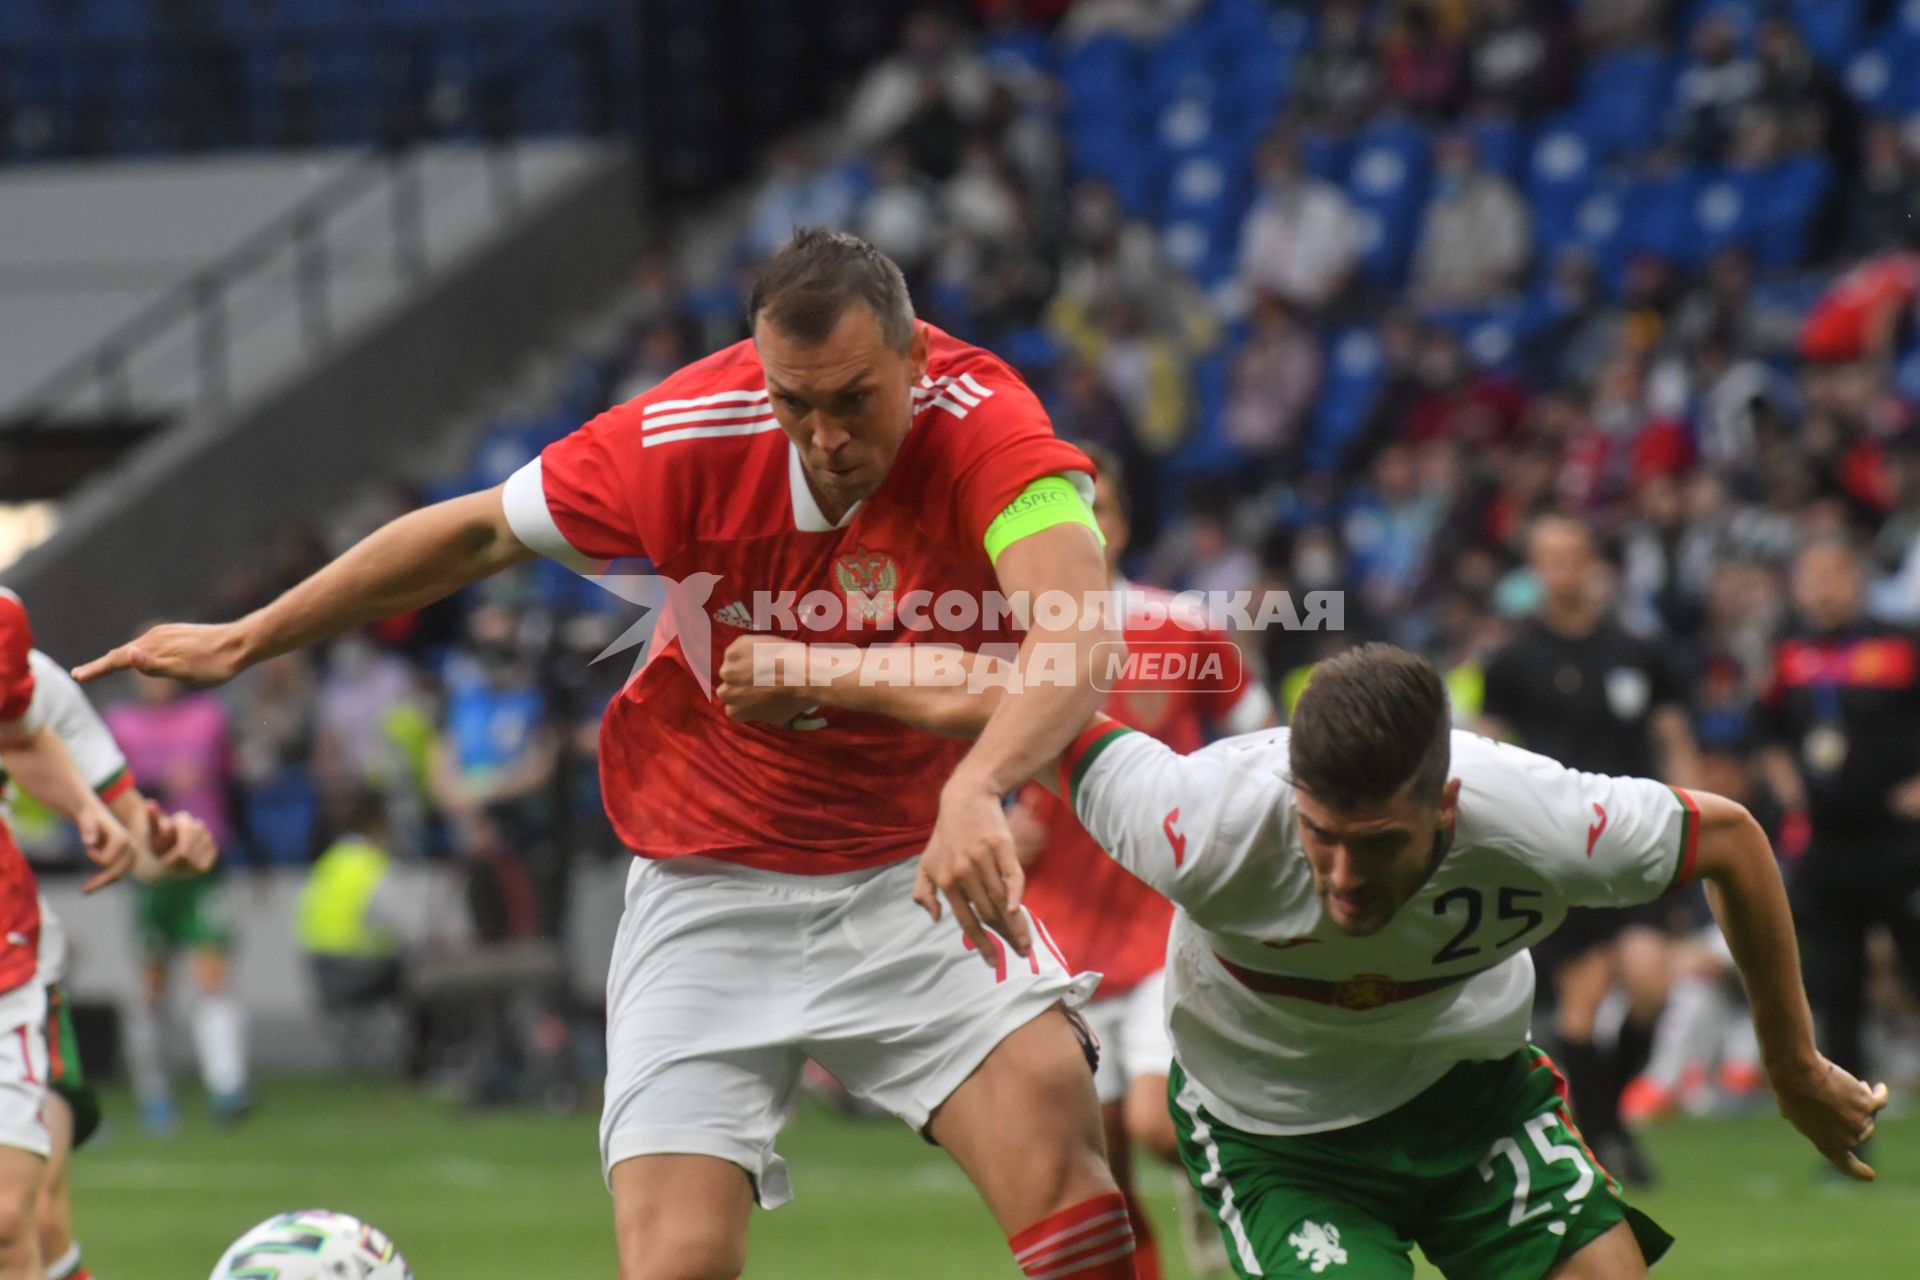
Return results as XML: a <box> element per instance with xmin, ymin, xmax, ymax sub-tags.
<box><xmin>69</xmin><ymin>1080</ymin><xmax>1917</xmax><ymax>1277</ymax></box>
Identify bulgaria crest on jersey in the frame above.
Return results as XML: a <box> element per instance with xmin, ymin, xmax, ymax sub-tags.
<box><xmin>835</xmin><ymin>549</ymin><xmax>899</xmax><ymax>624</ymax></box>
<box><xmin>1331</xmin><ymin>974</ymin><xmax>1399</xmax><ymax>1011</ymax></box>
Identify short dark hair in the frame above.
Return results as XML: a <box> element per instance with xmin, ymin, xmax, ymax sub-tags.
<box><xmin>1289</xmin><ymin>643</ymin><xmax>1451</xmax><ymax>811</ymax></box>
<box><xmin>747</xmin><ymin>227</ymin><xmax>915</xmax><ymax>351</ymax></box>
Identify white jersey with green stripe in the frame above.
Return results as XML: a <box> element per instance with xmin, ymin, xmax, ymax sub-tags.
<box><xmin>1065</xmin><ymin>725</ymin><xmax>1700</xmax><ymax>1137</ymax></box>
<box><xmin>25</xmin><ymin>650</ymin><xmax>128</xmax><ymax>795</ymax></box>
<box><xmin>22</xmin><ymin>650</ymin><xmax>131</xmax><ymax>986</ymax></box>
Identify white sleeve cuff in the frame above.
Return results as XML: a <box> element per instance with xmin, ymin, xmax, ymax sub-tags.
<box><xmin>502</xmin><ymin>458</ymin><xmax>599</xmax><ymax>574</ymax></box>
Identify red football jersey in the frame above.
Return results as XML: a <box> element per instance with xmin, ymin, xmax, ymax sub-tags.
<box><xmin>1019</xmin><ymin>586</ymin><xmax>1270</xmax><ymax>993</ymax></box>
<box><xmin>506</xmin><ymin>323</ymin><xmax>1092</xmax><ymax>873</ymax></box>
<box><xmin>0</xmin><ymin>590</ymin><xmax>44</xmax><ymax>995</ymax></box>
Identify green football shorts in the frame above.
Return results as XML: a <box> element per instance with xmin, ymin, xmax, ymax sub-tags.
<box><xmin>45</xmin><ymin>984</ymin><xmax>101</xmax><ymax>1149</ymax></box>
<box><xmin>135</xmin><ymin>876</ymin><xmax>233</xmax><ymax>955</ymax></box>
<box><xmin>1170</xmin><ymin>1047</ymin><xmax>1673</xmax><ymax>1278</ymax></box>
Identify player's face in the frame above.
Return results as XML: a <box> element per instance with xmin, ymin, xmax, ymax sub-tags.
<box><xmin>757</xmin><ymin>304</ymin><xmax>928</xmax><ymax>521</ymax></box>
<box><xmin>1294</xmin><ymin>777</ymin><xmax>1461</xmax><ymax>936</ymax></box>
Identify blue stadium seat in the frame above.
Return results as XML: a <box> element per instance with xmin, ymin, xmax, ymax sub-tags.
<box><xmin>1344</xmin><ymin>118</ymin><xmax>1431</xmax><ymax>287</ymax></box>
<box><xmin>1752</xmin><ymin>154</ymin><xmax>1833</xmax><ymax>269</ymax></box>
<box><xmin>1619</xmin><ymin>164</ymin><xmax>1699</xmax><ymax>267</ymax></box>
<box><xmin>1147</xmin><ymin>24</ymin><xmax>1225</xmax><ymax>106</ymax></box>
<box><xmin>1689</xmin><ymin>171</ymin><xmax>1759</xmax><ymax>265</ymax></box>
<box><xmin>1527</xmin><ymin>114</ymin><xmax>1597</xmax><ymax>256</ymax></box>
<box><xmin>1463</xmin><ymin>114</ymin><xmax>1529</xmax><ymax>186</ymax></box>
<box><xmin>1300</xmin><ymin>130</ymin><xmax>1353</xmax><ymax>184</ymax></box>
<box><xmin>1161</xmin><ymin>142</ymin><xmax>1250</xmax><ymax>239</ymax></box>
<box><xmin>1307</xmin><ymin>327</ymin><xmax>1386</xmax><ymax>473</ymax></box>
<box><xmin>1789</xmin><ymin>0</ymin><xmax>1868</xmax><ymax>69</ymax></box>
<box><xmin>1843</xmin><ymin>25</ymin><xmax>1920</xmax><ymax>115</ymax></box>
<box><xmin>1429</xmin><ymin>304</ymin><xmax>1528</xmax><ymax>374</ymax></box>
<box><xmin>1575</xmin><ymin>48</ymin><xmax>1672</xmax><ymax>162</ymax></box>
<box><xmin>1223</xmin><ymin>53</ymin><xmax>1293</xmax><ymax>145</ymax></box>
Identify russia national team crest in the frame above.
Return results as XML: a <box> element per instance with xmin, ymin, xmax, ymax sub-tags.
<box><xmin>834</xmin><ymin>548</ymin><xmax>899</xmax><ymax>624</ymax></box>
<box><xmin>1604</xmin><ymin>667</ymin><xmax>1650</xmax><ymax>720</ymax></box>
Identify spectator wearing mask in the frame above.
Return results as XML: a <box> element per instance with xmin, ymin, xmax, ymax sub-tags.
<box><xmin>1411</xmin><ymin>131</ymin><xmax>1530</xmax><ymax>307</ymax></box>
<box><xmin>1223</xmin><ymin>292</ymin><xmax>1322</xmax><ymax>464</ymax></box>
<box><xmin>1237</xmin><ymin>131</ymin><xmax>1365</xmax><ymax>314</ymax></box>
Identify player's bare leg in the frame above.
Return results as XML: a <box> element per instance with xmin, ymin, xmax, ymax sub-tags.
<box><xmin>929</xmin><ymin>1007</ymin><xmax>1133</xmax><ymax>1277</ymax></box>
<box><xmin>34</xmin><ymin>1095</ymin><xmax>74</xmax><ymax>1276</ymax></box>
<box><xmin>1546</xmin><ymin>1220</ymin><xmax>1649</xmax><ymax>1279</ymax></box>
<box><xmin>0</xmin><ymin>1147</ymin><xmax>44</xmax><ymax>1280</ymax></box>
<box><xmin>1124</xmin><ymin>1074</ymin><xmax>1177</xmax><ymax>1164</ymax></box>
<box><xmin>609</xmin><ymin>1153</ymin><xmax>751</xmax><ymax>1280</ymax></box>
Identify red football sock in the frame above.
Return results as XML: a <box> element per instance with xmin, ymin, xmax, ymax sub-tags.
<box><xmin>1010</xmin><ymin>1191</ymin><xmax>1137</xmax><ymax>1279</ymax></box>
<box><xmin>1123</xmin><ymin>1189</ymin><xmax>1162</xmax><ymax>1280</ymax></box>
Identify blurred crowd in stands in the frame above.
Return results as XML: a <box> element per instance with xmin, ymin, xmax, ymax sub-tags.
<box><xmin>36</xmin><ymin>0</ymin><xmax>1920</xmax><ymax>1093</ymax></box>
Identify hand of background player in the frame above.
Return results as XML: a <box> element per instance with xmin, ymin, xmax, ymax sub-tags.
<box><xmin>1773</xmin><ymin>1054</ymin><xmax>1890</xmax><ymax>1180</ymax></box>
<box><xmin>716</xmin><ymin>635</ymin><xmax>820</xmax><ymax>726</ymax></box>
<box><xmin>75</xmin><ymin>798</ymin><xmax>136</xmax><ymax>893</ymax></box>
<box><xmin>73</xmin><ymin>621</ymin><xmax>249</xmax><ymax>687</ymax></box>
<box><xmin>915</xmin><ymin>781</ymin><xmax>1032</xmax><ymax>966</ymax></box>
<box><xmin>145</xmin><ymin>802</ymin><xmax>220</xmax><ymax>879</ymax></box>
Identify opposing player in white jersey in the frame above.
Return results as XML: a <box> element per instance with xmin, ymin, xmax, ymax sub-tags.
<box><xmin>730</xmin><ymin>641</ymin><xmax>1886</xmax><ymax>1277</ymax></box>
<box><xmin>19</xmin><ymin>653</ymin><xmax>218</xmax><ymax>1280</ymax></box>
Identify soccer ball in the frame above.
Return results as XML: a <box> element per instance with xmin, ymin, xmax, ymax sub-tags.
<box><xmin>208</xmin><ymin>1209</ymin><xmax>412</xmax><ymax>1280</ymax></box>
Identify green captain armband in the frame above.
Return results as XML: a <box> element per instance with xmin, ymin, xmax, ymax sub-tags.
<box><xmin>983</xmin><ymin>474</ymin><xmax>1104</xmax><ymax>565</ymax></box>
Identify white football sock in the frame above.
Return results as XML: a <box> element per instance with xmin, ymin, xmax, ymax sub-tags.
<box><xmin>123</xmin><ymin>997</ymin><xmax>171</xmax><ymax>1108</ymax></box>
<box><xmin>192</xmin><ymin>992</ymin><xmax>248</xmax><ymax>1097</ymax></box>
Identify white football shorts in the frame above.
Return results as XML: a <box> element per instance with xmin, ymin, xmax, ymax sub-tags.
<box><xmin>600</xmin><ymin>854</ymin><xmax>1099</xmax><ymax>1207</ymax></box>
<box><xmin>0</xmin><ymin>979</ymin><xmax>49</xmax><ymax>1158</ymax></box>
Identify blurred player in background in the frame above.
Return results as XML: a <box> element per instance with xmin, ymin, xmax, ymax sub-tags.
<box><xmin>1007</xmin><ymin>443</ymin><xmax>1273</xmax><ymax>1280</ymax></box>
<box><xmin>80</xmin><ymin>230</ymin><xmax>1137</xmax><ymax>1280</ymax></box>
<box><xmin>0</xmin><ymin>590</ymin><xmax>140</xmax><ymax>1280</ymax></box>
<box><xmin>1757</xmin><ymin>536</ymin><xmax>1920</xmax><ymax>1141</ymax></box>
<box><xmin>1479</xmin><ymin>515</ymin><xmax>1699</xmax><ymax>1186</ymax></box>
<box><xmin>103</xmin><ymin>664</ymin><xmax>249</xmax><ymax>1133</ymax></box>
<box><xmin>20</xmin><ymin>652</ymin><xmax>219</xmax><ymax>1280</ymax></box>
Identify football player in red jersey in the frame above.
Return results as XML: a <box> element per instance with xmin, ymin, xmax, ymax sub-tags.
<box><xmin>0</xmin><ymin>590</ymin><xmax>138</xmax><ymax>1280</ymax></box>
<box><xmin>80</xmin><ymin>231</ymin><xmax>1136</xmax><ymax>1280</ymax></box>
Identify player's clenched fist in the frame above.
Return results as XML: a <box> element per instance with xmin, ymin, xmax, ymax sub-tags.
<box><xmin>716</xmin><ymin>634</ymin><xmax>820</xmax><ymax>726</ymax></box>
<box><xmin>915</xmin><ymin>780</ymin><xmax>1032</xmax><ymax>965</ymax></box>
<box><xmin>74</xmin><ymin>621</ymin><xmax>250</xmax><ymax>687</ymax></box>
<box><xmin>1772</xmin><ymin>1055</ymin><xmax>1891</xmax><ymax>1181</ymax></box>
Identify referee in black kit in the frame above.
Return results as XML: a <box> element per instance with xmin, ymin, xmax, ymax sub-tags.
<box><xmin>1759</xmin><ymin>537</ymin><xmax>1920</xmax><ymax>1124</ymax></box>
<box><xmin>1479</xmin><ymin>514</ymin><xmax>1700</xmax><ymax>1187</ymax></box>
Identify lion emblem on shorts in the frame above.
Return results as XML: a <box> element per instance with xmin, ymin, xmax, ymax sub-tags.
<box><xmin>1288</xmin><ymin>1220</ymin><xmax>1348</xmax><ymax>1272</ymax></box>
<box><xmin>834</xmin><ymin>549</ymin><xmax>898</xmax><ymax>624</ymax></box>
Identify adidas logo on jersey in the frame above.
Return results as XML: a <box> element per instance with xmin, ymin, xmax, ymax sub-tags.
<box><xmin>713</xmin><ymin>601</ymin><xmax>754</xmax><ymax>629</ymax></box>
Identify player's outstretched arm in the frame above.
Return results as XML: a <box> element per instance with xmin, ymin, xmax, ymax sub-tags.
<box><xmin>716</xmin><ymin>635</ymin><xmax>1019</xmax><ymax>738</ymax></box>
<box><xmin>1691</xmin><ymin>791</ymin><xmax>1890</xmax><ymax>1180</ymax></box>
<box><xmin>75</xmin><ymin>486</ymin><xmax>535</xmax><ymax>687</ymax></box>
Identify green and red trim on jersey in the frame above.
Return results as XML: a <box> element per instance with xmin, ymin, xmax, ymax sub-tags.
<box><xmin>1664</xmin><ymin>786</ymin><xmax>1701</xmax><ymax>895</ymax></box>
<box><xmin>95</xmin><ymin>765</ymin><xmax>133</xmax><ymax>803</ymax></box>
<box><xmin>1061</xmin><ymin>719</ymin><xmax>1134</xmax><ymax>807</ymax></box>
<box><xmin>1211</xmin><ymin>951</ymin><xmax>1506</xmax><ymax>1011</ymax></box>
